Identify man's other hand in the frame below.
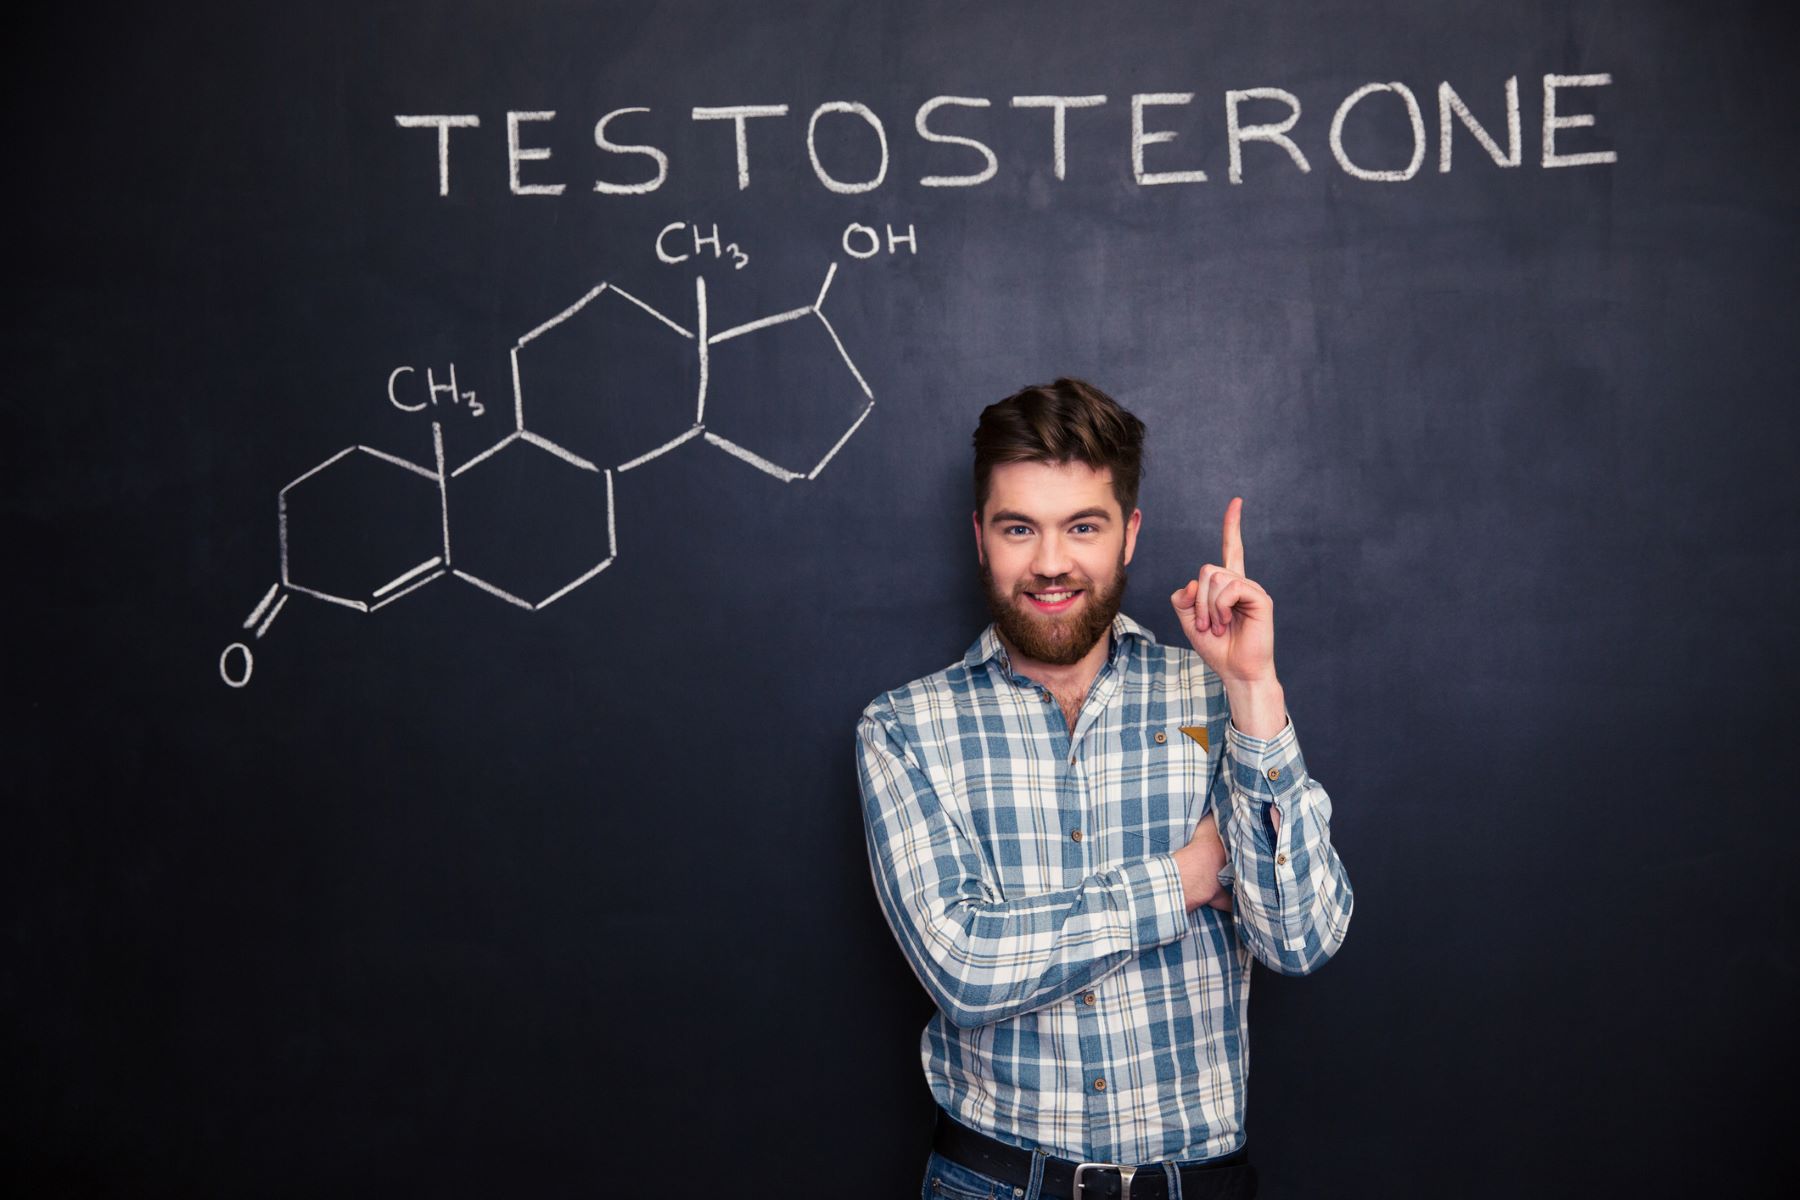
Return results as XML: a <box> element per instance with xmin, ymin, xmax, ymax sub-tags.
<box><xmin>1173</xmin><ymin>812</ymin><xmax>1234</xmax><ymax>913</ymax></box>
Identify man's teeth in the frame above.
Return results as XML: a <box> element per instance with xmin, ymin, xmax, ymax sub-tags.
<box><xmin>1031</xmin><ymin>591</ymin><xmax>1077</xmax><ymax>602</ymax></box>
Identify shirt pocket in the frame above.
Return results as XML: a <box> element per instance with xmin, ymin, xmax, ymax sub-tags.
<box><xmin>1167</xmin><ymin>717</ymin><xmax>1221</xmax><ymax>817</ymax></box>
<box><xmin>1112</xmin><ymin>717</ymin><xmax>1216</xmax><ymax>855</ymax></box>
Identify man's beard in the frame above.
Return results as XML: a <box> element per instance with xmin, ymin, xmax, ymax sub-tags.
<box><xmin>981</xmin><ymin>552</ymin><xmax>1128</xmax><ymax>667</ymax></box>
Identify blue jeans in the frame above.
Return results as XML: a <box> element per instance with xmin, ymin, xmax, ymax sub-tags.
<box><xmin>920</xmin><ymin>1149</ymin><xmax>1198</xmax><ymax>1200</ymax></box>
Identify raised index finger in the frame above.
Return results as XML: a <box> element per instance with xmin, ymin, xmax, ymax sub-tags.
<box><xmin>1222</xmin><ymin>496</ymin><xmax>1245</xmax><ymax>576</ymax></box>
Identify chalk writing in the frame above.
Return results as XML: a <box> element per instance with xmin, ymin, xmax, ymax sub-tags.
<box><xmin>396</xmin><ymin>76</ymin><xmax>1615</xmax><ymax>197</ymax></box>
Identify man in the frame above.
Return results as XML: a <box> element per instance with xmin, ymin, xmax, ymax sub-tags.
<box><xmin>855</xmin><ymin>378</ymin><xmax>1353</xmax><ymax>1200</ymax></box>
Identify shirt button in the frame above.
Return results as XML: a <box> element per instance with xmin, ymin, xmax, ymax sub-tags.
<box><xmin>1083</xmin><ymin>992</ymin><xmax>1096</xmax><ymax>1006</ymax></box>
<box><xmin>1154</xmin><ymin>730</ymin><xmax>1167</xmax><ymax>744</ymax></box>
<box><xmin>1276</xmin><ymin>853</ymin><xmax>1288</xmax><ymax>866</ymax></box>
<box><xmin>1093</xmin><ymin>1078</ymin><xmax>1107</xmax><ymax>1092</ymax></box>
<box><xmin>1070</xmin><ymin>829</ymin><xmax>1083</xmax><ymax>843</ymax></box>
<box><xmin>1267</xmin><ymin>767</ymin><xmax>1281</xmax><ymax>782</ymax></box>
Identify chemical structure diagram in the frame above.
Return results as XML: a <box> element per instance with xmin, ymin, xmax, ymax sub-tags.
<box><xmin>219</xmin><ymin>262</ymin><xmax>873</xmax><ymax>687</ymax></box>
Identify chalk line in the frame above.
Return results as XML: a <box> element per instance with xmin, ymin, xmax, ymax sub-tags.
<box><xmin>808</xmin><ymin>400</ymin><xmax>875</xmax><ymax>480</ymax></box>
<box><xmin>609</xmin><ymin>286</ymin><xmax>694</xmax><ymax>339</ymax></box>
<box><xmin>517</xmin><ymin>283</ymin><xmax>608</xmax><ymax>348</ymax></box>
<box><xmin>511</xmin><ymin>346</ymin><xmax>525</xmax><ymax>431</ymax></box>
<box><xmin>814</xmin><ymin>309</ymin><xmax>873</xmax><ymax>399</ymax></box>
<box><xmin>369</xmin><ymin>569</ymin><xmax>445</xmax><ymax>612</ymax></box>
<box><xmin>286</xmin><ymin>582</ymin><xmax>369</xmax><ymax>613</ymax></box>
<box><xmin>453</xmin><ymin>569</ymin><xmax>534</xmax><ymax>611</ymax></box>
<box><xmin>605</xmin><ymin>468</ymin><xmax>617</xmax><ymax>557</ymax></box>
<box><xmin>281</xmin><ymin>445</ymin><xmax>357</xmax><ymax>494</ymax></box>
<box><xmin>355</xmin><ymin>445</ymin><xmax>437</xmax><ymax>480</ymax></box>
<box><xmin>536</xmin><ymin>557</ymin><xmax>613</xmax><ymax>610</ymax></box>
<box><xmin>709</xmin><ymin>305</ymin><xmax>812</xmax><ymax>345</ymax></box>
<box><xmin>374</xmin><ymin>555</ymin><xmax>443</xmax><ymax>598</ymax></box>
<box><xmin>254</xmin><ymin>593</ymin><xmax>289</xmax><ymax>639</ymax></box>
<box><xmin>433</xmin><ymin>422</ymin><xmax>451</xmax><ymax>563</ymax></box>
<box><xmin>616</xmin><ymin>424</ymin><xmax>702</xmax><ymax>472</ymax></box>
<box><xmin>695</xmin><ymin>276</ymin><xmax>710</xmax><ymax>422</ymax></box>
<box><xmin>704</xmin><ymin>432</ymin><xmax>802</xmax><ymax>483</ymax></box>
<box><xmin>521</xmin><ymin>431</ymin><xmax>598</xmax><ymax>472</ymax></box>
<box><xmin>452</xmin><ymin>431</ymin><xmax>521</xmax><ymax>478</ymax></box>
<box><xmin>243</xmin><ymin>582</ymin><xmax>280</xmax><ymax>629</ymax></box>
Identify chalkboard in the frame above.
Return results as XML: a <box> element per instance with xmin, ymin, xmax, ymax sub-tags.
<box><xmin>10</xmin><ymin>1</ymin><xmax>1797</xmax><ymax>1195</ymax></box>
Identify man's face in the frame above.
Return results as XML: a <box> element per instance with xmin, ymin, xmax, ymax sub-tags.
<box><xmin>974</xmin><ymin>460</ymin><xmax>1142</xmax><ymax>668</ymax></box>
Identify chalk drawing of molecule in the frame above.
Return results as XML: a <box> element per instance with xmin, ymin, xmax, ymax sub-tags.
<box><xmin>219</xmin><ymin>263</ymin><xmax>872</xmax><ymax>687</ymax></box>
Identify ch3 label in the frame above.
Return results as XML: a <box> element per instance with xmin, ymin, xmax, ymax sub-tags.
<box><xmin>656</xmin><ymin>222</ymin><xmax>749</xmax><ymax>269</ymax></box>
<box><xmin>388</xmin><ymin>363</ymin><xmax>485</xmax><ymax>418</ymax></box>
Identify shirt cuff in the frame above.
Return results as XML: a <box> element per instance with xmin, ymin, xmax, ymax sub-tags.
<box><xmin>1225</xmin><ymin>716</ymin><xmax>1308</xmax><ymax>801</ymax></box>
<box><xmin>1119</xmin><ymin>853</ymin><xmax>1190</xmax><ymax>949</ymax></box>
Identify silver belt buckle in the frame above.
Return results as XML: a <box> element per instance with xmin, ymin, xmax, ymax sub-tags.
<box><xmin>1073</xmin><ymin>1161</ymin><xmax>1137</xmax><ymax>1200</ymax></box>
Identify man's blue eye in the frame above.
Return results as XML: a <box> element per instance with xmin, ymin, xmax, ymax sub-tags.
<box><xmin>1006</xmin><ymin>525</ymin><xmax>1031</xmax><ymax>536</ymax></box>
<box><xmin>1072</xmin><ymin>524</ymin><xmax>1097</xmax><ymax>534</ymax></box>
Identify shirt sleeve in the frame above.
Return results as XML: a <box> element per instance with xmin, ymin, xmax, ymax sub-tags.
<box><xmin>1210</xmin><ymin>716</ymin><xmax>1354</xmax><ymax>975</ymax></box>
<box><xmin>856</xmin><ymin>699</ymin><xmax>1191</xmax><ymax>1030</ymax></box>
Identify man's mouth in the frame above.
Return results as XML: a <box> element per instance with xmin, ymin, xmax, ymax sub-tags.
<box><xmin>1023</xmin><ymin>588</ymin><xmax>1083</xmax><ymax>612</ymax></box>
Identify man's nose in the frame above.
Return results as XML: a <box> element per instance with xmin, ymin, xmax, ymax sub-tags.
<box><xmin>1030</xmin><ymin>533</ymin><xmax>1074</xmax><ymax>580</ymax></box>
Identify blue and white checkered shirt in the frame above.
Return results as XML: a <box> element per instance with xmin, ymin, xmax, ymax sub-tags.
<box><xmin>856</xmin><ymin>612</ymin><xmax>1353</xmax><ymax>1165</ymax></box>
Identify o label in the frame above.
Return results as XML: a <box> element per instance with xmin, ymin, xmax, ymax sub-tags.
<box><xmin>220</xmin><ymin>642</ymin><xmax>254</xmax><ymax>688</ymax></box>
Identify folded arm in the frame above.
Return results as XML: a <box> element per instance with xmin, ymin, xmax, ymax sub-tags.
<box><xmin>857</xmin><ymin>702</ymin><xmax>1198</xmax><ymax>1030</ymax></box>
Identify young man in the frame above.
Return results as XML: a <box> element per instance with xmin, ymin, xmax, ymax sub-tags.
<box><xmin>856</xmin><ymin>379</ymin><xmax>1353</xmax><ymax>1200</ymax></box>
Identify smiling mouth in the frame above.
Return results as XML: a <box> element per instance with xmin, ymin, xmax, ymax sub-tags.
<box><xmin>1024</xmin><ymin>588</ymin><xmax>1083</xmax><ymax>611</ymax></box>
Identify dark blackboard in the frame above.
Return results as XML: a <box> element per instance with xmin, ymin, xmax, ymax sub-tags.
<box><xmin>9</xmin><ymin>1</ymin><xmax>1797</xmax><ymax>1195</ymax></box>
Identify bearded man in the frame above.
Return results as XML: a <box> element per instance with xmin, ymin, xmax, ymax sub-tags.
<box><xmin>855</xmin><ymin>378</ymin><xmax>1353</xmax><ymax>1200</ymax></box>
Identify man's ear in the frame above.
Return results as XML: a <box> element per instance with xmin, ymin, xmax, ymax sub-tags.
<box><xmin>971</xmin><ymin>510</ymin><xmax>986</xmax><ymax>565</ymax></box>
<box><xmin>1123</xmin><ymin>507</ymin><xmax>1142</xmax><ymax>565</ymax></box>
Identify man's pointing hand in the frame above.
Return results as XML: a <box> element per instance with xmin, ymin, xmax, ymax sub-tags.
<box><xmin>1170</xmin><ymin>497</ymin><xmax>1276</xmax><ymax>686</ymax></box>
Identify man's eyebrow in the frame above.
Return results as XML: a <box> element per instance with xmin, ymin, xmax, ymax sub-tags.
<box><xmin>988</xmin><ymin>507</ymin><xmax>1113</xmax><ymax>525</ymax></box>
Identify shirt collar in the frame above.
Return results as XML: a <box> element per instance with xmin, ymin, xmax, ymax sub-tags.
<box><xmin>962</xmin><ymin>612</ymin><xmax>1157</xmax><ymax>674</ymax></box>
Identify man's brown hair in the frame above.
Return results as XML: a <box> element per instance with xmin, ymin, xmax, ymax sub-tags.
<box><xmin>972</xmin><ymin>378</ymin><xmax>1147</xmax><ymax>516</ymax></box>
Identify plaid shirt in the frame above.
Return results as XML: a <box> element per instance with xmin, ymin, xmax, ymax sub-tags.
<box><xmin>855</xmin><ymin>612</ymin><xmax>1352</xmax><ymax>1165</ymax></box>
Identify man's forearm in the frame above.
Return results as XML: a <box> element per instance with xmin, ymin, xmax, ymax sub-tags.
<box><xmin>1223</xmin><ymin>676</ymin><xmax>1286</xmax><ymax>740</ymax></box>
<box><xmin>1212</xmin><ymin>720</ymin><xmax>1353</xmax><ymax>974</ymax></box>
<box><xmin>1225</xmin><ymin>677</ymin><xmax>1287</xmax><ymax>830</ymax></box>
<box><xmin>871</xmin><ymin>855</ymin><xmax>1193</xmax><ymax>1028</ymax></box>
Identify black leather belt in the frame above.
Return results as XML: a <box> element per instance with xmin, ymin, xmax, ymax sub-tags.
<box><xmin>932</xmin><ymin>1110</ymin><xmax>1255</xmax><ymax>1200</ymax></box>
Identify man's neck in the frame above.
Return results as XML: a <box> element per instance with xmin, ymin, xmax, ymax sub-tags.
<box><xmin>995</xmin><ymin>626</ymin><xmax>1114</xmax><ymax>703</ymax></box>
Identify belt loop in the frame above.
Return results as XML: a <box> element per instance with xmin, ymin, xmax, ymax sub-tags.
<box><xmin>1025</xmin><ymin>1146</ymin><xmax>1046</xmax><ymax>1199</ymax></box>
<box><xmin>1162</xmin><ymin>1160</ymin><xmax>1182</xmax><ymax>1200</ymax></box>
